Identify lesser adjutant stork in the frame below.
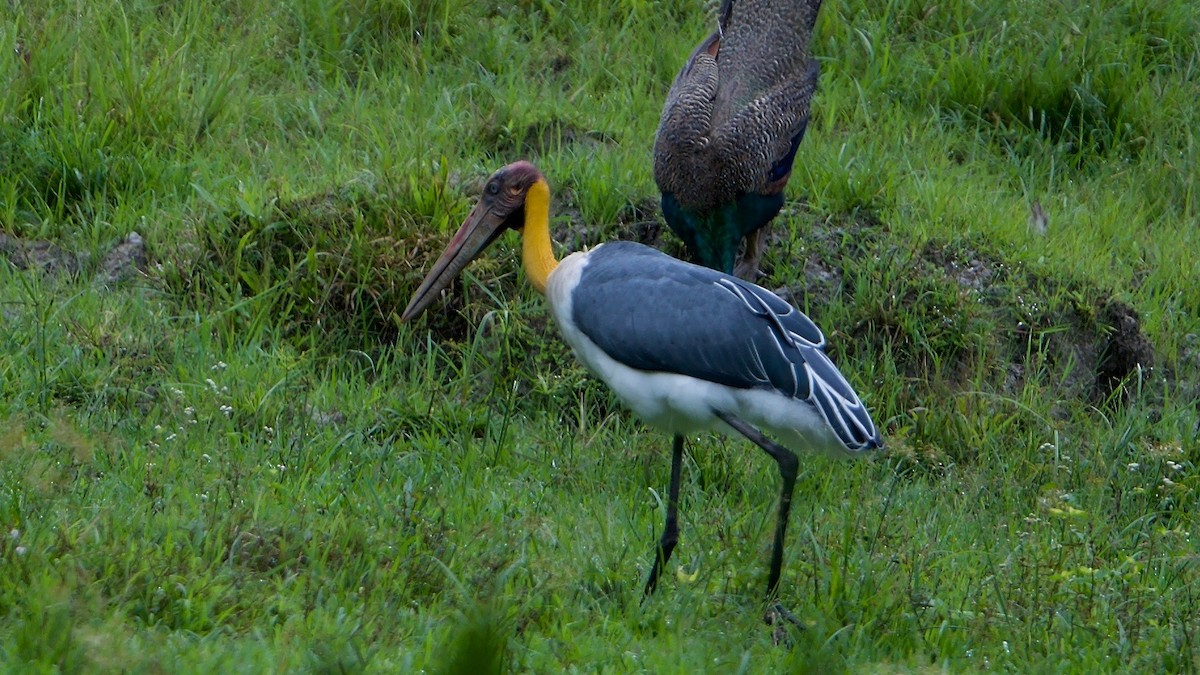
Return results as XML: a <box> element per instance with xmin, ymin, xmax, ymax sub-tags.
<box><xmin>655</xmin><ymin>0</ymin><xmax>824</xmax><ymax>279</ymax></box>
<box><xmin>402</xmin><ymin>161</ymin><xmax>880</xmax><ymax>622</ymax></box>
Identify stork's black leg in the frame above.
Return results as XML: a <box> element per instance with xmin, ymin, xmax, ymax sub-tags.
<box><xmin>644</xmin><ymin>434</ymin><xmax>685</xmax><ymax>596</ymax></box>
<box><xmin>714</xmin><ymin>411</ymin><xmax>800</xmax><ymax>610</ymax></box>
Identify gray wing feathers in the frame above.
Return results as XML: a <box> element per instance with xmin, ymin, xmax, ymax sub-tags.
<box><xmin>803</xmin><ymin>345</ymin><xmax>879</xmax><ymax>450</ymax></box>
<box><xmin>716</xmin><ymin>275</ymin><xmax>879</xmax><ymax>450</ymax></box>
<box><xmin>571</xmin><ymin>243</ymin><xmax>878</xmax><ymax>450</ymax></box>
<box><xmin>713</xmin><ymin>278</ymin><xmax>824</xmax><ymax>348</ymax></box>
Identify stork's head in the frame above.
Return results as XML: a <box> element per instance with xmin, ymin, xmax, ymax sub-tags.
<box><xmin>401</xmin><ymin>161</ymin><xmax>545</xmax><ymax>322</ymax></box>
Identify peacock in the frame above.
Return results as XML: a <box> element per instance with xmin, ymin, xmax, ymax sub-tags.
<box><xmin>654</xmin><ymin>0</ymin><xmax>824</xmax><ymax>280</ymax></box>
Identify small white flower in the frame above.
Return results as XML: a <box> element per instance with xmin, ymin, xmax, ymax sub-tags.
<box><xmin>205</xmin><ymin>378</ymin><xmax>219</xmax><ymax>392</ymax></box>
<box><xmin>8</xmin><ymin>529</ymin><xmax>19</xmax><ymax>541</ymax></box>
<box><xmin>15</xmin><ymin>546</ymin><xmax>27</xmax><ymax>556</ymax></box>
<box><xmin>220</xmin><ymin>405</ymin><xmax>234</xmax><ymax>417</ymax></box>
<box><xmin>201</xmin><ymin>454</ymin><xmax>212</xmax><ymax>462</ymax></box>
<box><xmin>165</xmin><ymin>434</ymin><xmax>176</xmax><ymax>442</ymax></box>
<box><xmin>211</xmin><ymin>361</ymin><xmax>227</xmax><ymax>371</ymax></box>
<box><xmin>1127</xmin><ymin>463</ymin><xmax>1140</xmax><ymax>471</ymax></box>
<box><xmin>183</xmin><ymin>407</ymin><xmax>195</xmax><ymax>417</ymax></box>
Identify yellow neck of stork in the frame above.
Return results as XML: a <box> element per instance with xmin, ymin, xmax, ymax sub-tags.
<box><xmin>521</xmin><ymin>178</ymin><xmax>557</xmax><ymax>294</ymax></box>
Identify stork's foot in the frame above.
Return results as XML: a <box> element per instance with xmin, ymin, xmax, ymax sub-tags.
<box><xmin>764</xmin><ymin>602</ymin><xmax>803</xmax><ymax>646</ymax></box>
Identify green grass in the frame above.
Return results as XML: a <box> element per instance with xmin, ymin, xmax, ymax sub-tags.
<box><xmin>2</xmin><ymin>0</ymin><xmax>1199</xmax><ymax>671</ymax></box>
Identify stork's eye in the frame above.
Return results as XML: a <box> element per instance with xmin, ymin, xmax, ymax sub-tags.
<box><xmin>486</xmin><ymin>181</ymin><xmax>501</xmax><ymax>196</ymax></box>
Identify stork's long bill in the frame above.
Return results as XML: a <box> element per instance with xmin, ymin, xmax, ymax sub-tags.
<box><xmin>400</xmin><ymin>161</ymin><xmax>556</xmax><ymax>322</ymax></box>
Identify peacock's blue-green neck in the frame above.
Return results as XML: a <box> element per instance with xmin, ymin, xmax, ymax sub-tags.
<box><xmin>662</xmin><ymin>191</ymin><xmax>785</xmax><ymax>274</ymax></box>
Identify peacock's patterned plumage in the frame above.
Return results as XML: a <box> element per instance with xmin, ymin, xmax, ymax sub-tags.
<box><xmin>654</xmin><ymin>0</ymin><xmax>823</xmax><ymax>278</ymax></box>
